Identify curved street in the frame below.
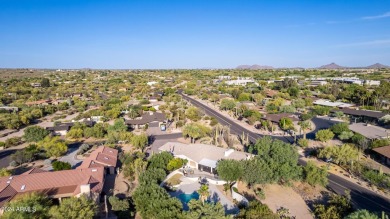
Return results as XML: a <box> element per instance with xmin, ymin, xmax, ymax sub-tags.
<box><xmin>180</xmin><ymin>93</ymin><xmax>390</xmax><ymax>214</ymax></box>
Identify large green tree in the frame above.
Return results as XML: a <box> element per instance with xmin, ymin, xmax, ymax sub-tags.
<box><xmin>315</xmin><ymin>129</ymin><xmax>335</xmax><ymax>142</ymax></box>
<box><xmin>131</xmin><ymin>133</ymin><xmax>148</xmax><ymax>151</ymax></box>
<box><xmin>148</xmin><ymin>151</ymin><xmax>173</xmax><ymax>170</ymax></box>
<box><xmin>139</xmin><ymin>168</ymin><xmax>167</xmax><ymax>185</ymax></box>
<box><xmin>108</xmin><ymin>118</ymin><xmax>128</xmax><ymax>133</ymax></box>
<box><xmin>185</xmin><ymin>106</ymin><xmax>202</xmax><ymax>122</ymax></box>
<box><xmin>250</xmin><ymin>136</ymin><xmax>301</xmax><ymax>184</ymax></box>
<box><xmin>314</xmin><ymin>194</ymin><xmax>352</xmax><ymax>219</ymax></box>
<box><xmin>52</xmin><ymin>161</ymin><xmax>71</xmax><ymax>171</ymax></box>
<box><xmin>108</xmin><ymin>196</ymin><xmax>130</xmax><ymax>212</ymax></box>
<box><xmin>133</xmin><ymin>183</ymin><xmax>183</xmax><ymax>219</ymax></box>
<box><xmin>23</xmin><ymin>126</ymin><xmax>50</xmax><ymax>142</ymax></box>
<box><xmin>302</xmin><ymin>161</ymin><xmax>328</xmax><ymax>187</ymax></box>
<box><xmin>318</xmin><ymin>144</ymin><xmax>359</xmax><ymax>166</ymax></box>
<box><xmin>279</xmin><ymin>117</ymin><xmax>294</xmax><ymax>131</ymax></box>
<box><xmin>37</xmin><ymin>136</ymin><xmax>68</xmax><ymax>158</ymax></box>
<box><xmin>182</xmin><ymin>123</ymin><xmax>211</xmax><ymax>143</ymax></box>
<box><xmin>167</xmin><ymin>158</ymin><xmax>187</xmax><ymax>171</ymax></box>
<box><xmin>216</xmin><ymin>159</ymin><xmax>244</xmax><ymax>185</ymax></box>
<box><xmin>49</xmin><ymin>195</ymin><xmax>98</xmax><ymax>219</ymax></box>
<box><xmin>41</xmin><ymin>78</ymin><xmax>50</xmax><ymax>87</ymax></box>
<box><xmin>330</xmin><ymin>123</ymin><xmax>349</xmax><ymax>136</ymax></box>
<box><xmin>242</xmin><ymin>159</ymin><xmax>268</xmax><ymax>187</ymax></box>
<box><xmin>220</xmin><ymin>99</ymin><xmax>236</xmax><ymax>111</ymax></box>
<box><xmin>186</xmin><ymin>199</ymin><xmax>228</xmax><ymax>219</ymax></box>
<box><xmin>2</xmin><ymin>193</ymin><xmax>52</xmax><ymax>219</ymax></box>
<box><xmin>236</xmin><ymin>201</ymin><xmax>278</xmax><ymax>219</ymax></box>
<box><xmin>344</xmin><ymin>210</ymin><xmax>379</xmax><ymax>219</ymax></box>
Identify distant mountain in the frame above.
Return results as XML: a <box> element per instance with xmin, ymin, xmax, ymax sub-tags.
<box><xmin>318</xmin><ymin>63</ymin><xmax>346</xmax><ymax>69</ymax></box>
<box><xmin>236</xmin><ymin>65</ymin><xmax>274</xmax><ymax>70</ymax></box>
<box><xmin>366</xmin><ymin>63</ymin><xmax>390</xmax><ymax>69</ymax></box>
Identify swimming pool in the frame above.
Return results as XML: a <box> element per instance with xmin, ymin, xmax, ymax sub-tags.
<box><xmin>178</xmin><ymin>192</ymin><xmax>199</xmax><ymax>203</ymax></box>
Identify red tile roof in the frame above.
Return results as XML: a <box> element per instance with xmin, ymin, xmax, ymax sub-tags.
<box><xmin>22</xmin><ymin>168</ymin><xmax>47</xmax><ymax>175</ymax></box>
<box><xmin>78</xmin><ymin>146</ymin><xmax>118</xmax><ymax>169</ymax></box>
<box><xmin>0</xmin><ymin>185</ymin><xmax>18</xmax><ymax>207</ymax></box>
<box><xmin>373</xmin><ymin>146</ymin><xmax>390</xmax><ymax>159</ymax></box>
<box><xmin>0</xmin><ymin>146</ymin><xmax>119</xmax><ymax>207</ymax></box>
<box><xmin>0</xmin><ymin>167</ymin><xmax>105</xmax><ymax>207</ymax></box>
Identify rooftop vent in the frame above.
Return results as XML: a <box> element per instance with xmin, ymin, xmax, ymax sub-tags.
<box><xmin>8</xmin><ymin>176</ymin><xmax>13</xmax><ymax>180</ymax></box>
<box><xmin>6</xmin><ymin>181</ymin><xmax>10</xmax><ymax>184</ymax></box>
<box><xmin>224</xmin><ymin>149</ymin><xmax>234</xmax><ymax>157</ymax></box>
<box><xmin>92</xmin><ymin>169</ymin><xmax>97</xmax><ymax>172</ymax></box>
<box><xmin>104</xmin><ymin>157</ymin><xmax>109</xmax><ymax>160</ymax></box>
<box><xmin>21</xmin><ymin>185</ymin><xmax>25</xmax><ymax>190</ymax></box>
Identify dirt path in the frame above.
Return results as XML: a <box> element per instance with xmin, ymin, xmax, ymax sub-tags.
<box><xmin>262</xmin><ymin>184</ymin><xmax>313</xmax><ymax>219</ymax></box>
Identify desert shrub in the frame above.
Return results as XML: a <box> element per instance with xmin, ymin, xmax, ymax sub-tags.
<box><xmin>9</xmin><ymin>161</ymin><xmax>17</xmax><ymax>167</ymax></box>
<box><xmin>298</xmin><ymin>138</ymin><xmax>309</xmax><ymax>147</ymax></box>
<box><xmin>176</xmin><ymin>120</ymin><xmax>185</xmax><ymax>128</ymax></box>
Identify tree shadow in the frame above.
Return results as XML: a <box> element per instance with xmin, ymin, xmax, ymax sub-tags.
<box><xmin>241</xmin><ymin>191</ymin><xmax>256</xmax><ymax>201</ymax></box>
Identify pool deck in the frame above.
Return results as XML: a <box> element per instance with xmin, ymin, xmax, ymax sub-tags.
<box><xmin>170</xmin><ymin>178</ymin><xmax>239</xmax><ymax>214</ymax></box>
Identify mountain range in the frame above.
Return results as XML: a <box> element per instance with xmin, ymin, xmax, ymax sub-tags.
<box><xmin>236</xmin><ymin>65</ymin><xmax>274</xmax><ymax>70</ymax></box>
<box><xmin>236</xmin><ymin>63</ymin><xmax>389</xmax><ymax>69</ymax></box>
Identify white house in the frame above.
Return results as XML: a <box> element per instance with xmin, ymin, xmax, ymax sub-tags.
<box><xmin>225</xmin><ymin>77</ymin><xmax>258</xmax><ymax>86</ymax></box>
<box><xmin>147</xmin><ymin>81</ymin><xmax>158</xmax><ymax>86</ymax></box>
<box><xmin>158</xmin><ymin>142</ymin><xmax>252</xmax><ymax>174</ymax></box>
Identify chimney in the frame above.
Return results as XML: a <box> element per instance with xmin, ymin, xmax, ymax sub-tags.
<box><xmin>224</xmin><ymin>149</ymin><xmax>234</xmax><ymax>157</ymax></box>
<box><xmin>80</xmin><ymin>184</ymin><xmax>91</xmax><ymax>196</ymax></box>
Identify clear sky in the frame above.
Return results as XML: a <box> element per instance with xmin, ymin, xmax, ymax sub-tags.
<box><xmin>0</xmin><ymin>0</ymin><xmax>389</xmax><ymax>69</ymax></box>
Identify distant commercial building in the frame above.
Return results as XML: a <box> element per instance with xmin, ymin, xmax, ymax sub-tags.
<box><xmin>30</xmin><ymin>83</ymin><xmax>41</xmax><ymax>88</ymax></box>
<box><xmin>217</xmin><ymin>76</ymin><xmax>231</xmax><ymax>80</ymax></box>
<box><xmin>364</xmin><ymin>80</ymin><xmax>381</xmax><ymax>86</ymax></box>
<box><xmin>313</xmin><ymin>99</ymin><xmax>354</xmax><ymax>108</ymax></box>
<box><xmin>304</xmin><ymin>77</ymin><xmax>380</xmax><ymax>86</ymax></box>
<box><xmin>225</xmin><ymin>77</ymin><xmax>258</xmax><ymax>86</ymax></box>
<box><xmin>0</xmin><ymin>106</ymin><xmax>19</xmax><ymax>112</ymax></box>
<box><xmin>147</xmin><ymin>81</ymin><xmax>158</xmax><ymax>86</ymax></box>
<box><xmin>299</xmin><ymin>80</ymin><xmax>328</xmax><ymax>87</ymax></box>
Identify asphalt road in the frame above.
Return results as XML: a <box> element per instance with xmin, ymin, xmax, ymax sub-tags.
<box><xmin>0</xmin><ymin>149</ymin><xmax>17</xmax><ymax>168</ymax></box>
<box><xmin>181</xmin><ymin>93</ymin><xmax>390</xmax><ymax>214</ymax></box>
<box><xmin>181</xmin><ymin>94</ymin><xmax>294</xmax><ymax>143</ymax></box>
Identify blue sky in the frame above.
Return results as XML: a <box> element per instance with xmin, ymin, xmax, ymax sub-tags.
<box><xmin>0</xmin><ymin>0</ymin><xmax>389</xmax><ymax>68</ymax></box>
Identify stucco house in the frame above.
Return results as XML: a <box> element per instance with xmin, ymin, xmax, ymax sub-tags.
<box><xmin>158</xmin><ymin>142</ymin><xmax>252</xmax><ymax>174</ymax></box>
<box><xmin>125</xmin><ymin>112</ymin><xmax>166</xmax><ymax>129</ymax></box>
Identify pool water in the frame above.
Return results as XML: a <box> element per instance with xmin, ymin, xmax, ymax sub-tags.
<box><xmin>178</xmin><ymin>192</ymin><xmax>199</xmax><ymax>203</ymax></box>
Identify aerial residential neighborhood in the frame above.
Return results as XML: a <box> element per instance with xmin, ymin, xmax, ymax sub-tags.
<box><xmin>1</xmin><ymin>1</ymin><xmax>390</xmax><ymax>219</ymax></box>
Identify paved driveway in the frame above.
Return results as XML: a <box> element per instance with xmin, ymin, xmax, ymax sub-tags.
<box><xmin>147</xmin><ymin>133</ymin><xmax>182</xmax><ymax>154</ymax></box>
<box><xmin>59</xmin><ymin>146</ymin><xmax>82</xmax><ymax>168</ymax></box>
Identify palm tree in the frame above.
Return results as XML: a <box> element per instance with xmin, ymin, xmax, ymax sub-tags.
<box><xmin>183</xmin><ymin>123</ymin><xmax>201</xmax><ymax>143</ymax></box>
<box><xmin>298</xmin><ymin>120</ymin><xmax>311</xmax><ymax>139</ymax></box>
<box><xmin>128</xmin><ymin>108</ymin><xmax>138</xmax><ymax>119</ymax></box>
<box><xmin>198</xmin><ymin>185</ymin><xmax>210</xmax><ymax>205</ymax></box>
